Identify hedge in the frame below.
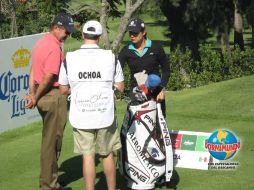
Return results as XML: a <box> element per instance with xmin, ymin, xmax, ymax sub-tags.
<box><xmin>117</xmin><ymin>44</ymin><xmax>254</xmax><ymax>98</ymax></box>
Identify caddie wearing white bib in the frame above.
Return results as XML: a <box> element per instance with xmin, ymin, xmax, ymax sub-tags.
<box><xmin>58</xmin><ymin>20</ymin><xmax>124</xmax><ymax>190</ymax></box>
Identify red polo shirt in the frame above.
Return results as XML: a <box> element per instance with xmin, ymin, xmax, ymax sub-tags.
<box><xmin>32</xmin><ymin>33</ymin><xmax>64</xmax><ymax>87</ymax></box>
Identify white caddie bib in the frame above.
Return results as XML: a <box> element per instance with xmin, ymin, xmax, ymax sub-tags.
<box><xmin>66</xmin><ymin>48</ymin><xmax>115</xmax><ymax>129</ymax></box>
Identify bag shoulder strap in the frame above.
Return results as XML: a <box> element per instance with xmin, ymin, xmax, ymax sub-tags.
<box><xmin>114</xmin><ymin>54</ymin><xmax>118</xmax><ymax>75</ymax></box>
<box><xmin>63</xmin><ymin>59</ymin><xmax>68</xmax><ymax>75</ymax></box>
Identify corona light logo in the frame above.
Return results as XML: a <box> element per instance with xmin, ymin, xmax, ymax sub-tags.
<box><xmin>11</xmin><ymin>48</ymin><xmax>31</xmax><ymax>68</ymax></box>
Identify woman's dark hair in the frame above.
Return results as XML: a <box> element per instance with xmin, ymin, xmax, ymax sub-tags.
<box><xmin>143</xmin><ymin>32</ymin><xmax>147</xmax><ymax>39</ymax></box>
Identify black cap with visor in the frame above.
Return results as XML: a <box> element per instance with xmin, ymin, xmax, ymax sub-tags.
<box><xmin>52</xmin><ymin>13</ymin><xmax>76</xmax><ymax>33</ymax></box>
<box><xmin>127</xmin><ymin>18</ymin><xmax>145</xmax><ymax>33</ymax></box>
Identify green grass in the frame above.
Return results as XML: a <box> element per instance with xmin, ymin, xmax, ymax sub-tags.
<box><xmin>1</xmin><ymin>75</ymin><xmax>254</xmax><ymax>190</ymax></box>
<box><xmin>166</xmin><ymin>75</ymin><xmax>254</xmax><ymax>190</ymax></box>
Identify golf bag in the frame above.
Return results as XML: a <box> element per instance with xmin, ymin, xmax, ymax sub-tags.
<box><xmin>119</xmin><ymin>99</ymin><xmax>173</xmax><ymax>189</ymax></box>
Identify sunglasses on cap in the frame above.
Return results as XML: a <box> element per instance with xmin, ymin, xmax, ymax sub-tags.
<box><xmin>129</xmin><ymin>31</ymin><xmax>140</xmax><ymax>37</ymax></box>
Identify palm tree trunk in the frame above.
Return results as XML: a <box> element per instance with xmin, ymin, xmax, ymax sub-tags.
<box><xmin>111</xmin><ymin>0</ymin><xmax>145</xmax><ymax>52</ymax></box>
<box><xmin>11</xmin><ymin>11</ymin><xmax>18</xmax><ymax>37</ymax></box>
<box><xmin>100</xmin><ymin>0</ymin><xmax>111</xmax><ymax>49</ymax></box>
<box><xmin>234</xmin><ymin>0</ymin><xmax>244</xmax><ymax>50</ymax></box>
<box><xmin>219</xmin><ymin>27</ymin><xmax>230</xmax><ymax>53</ymax></box>
<box><xmin>251</xmin><ymin>0</ymin><xmax>254</xmax><ymax>48</ymax></box>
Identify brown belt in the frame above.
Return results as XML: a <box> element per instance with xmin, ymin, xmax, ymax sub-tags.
<box><xmin>34</xmin><ymin>84</ymin><xmax>59</xmax><ymax>91</ymax></box>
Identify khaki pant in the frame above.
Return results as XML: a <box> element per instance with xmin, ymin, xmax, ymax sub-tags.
<box><xmin>37</xmin><ymin>88</ymin><xmax>67</xmax><ymax>190</ymax></box>
<box><xmin>73</xmin><ymin>117</ymin><xmax>121</xmax><ymax>156</ymax></box>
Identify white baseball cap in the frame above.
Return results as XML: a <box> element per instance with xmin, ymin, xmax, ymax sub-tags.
<box><xmin>83</xmin><ymin>20</ymin><xmax>102</xmax><ymax>35</ymax></box>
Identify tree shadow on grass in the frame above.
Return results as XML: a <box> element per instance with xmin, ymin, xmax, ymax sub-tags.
<box><xmin>155</xmin><ymin>169</ymin><xmax>180</xmax><ymax>190</ymax></box>
<box><xmin>58</xmin><ymin>155</ymin><xmax>180</xmax><ymax>189</ymax></box>
<box><xmin>95</xmin><ymin>168</ymin><xmax>131</xmax><ymax>190</ymax></box>
<box><xmin>95</xmin><ymin>168</ymin><xmax>180</xmax><ymax>190</ymax></box>
<box><xmin>58</xmin><ymin>155</ymin><xmax>83</xmax><ymax>186</ymax></box>
<box><xmin>58</xmin><ymin>155</ymin><xmax>101</xmax><ymax>186</ymax></box>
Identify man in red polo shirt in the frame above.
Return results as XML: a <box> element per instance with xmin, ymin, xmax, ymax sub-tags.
<box><xmin>25</xmin><ymin>13</ymin><xmax>75</xmax><ymax>190</ymax></box>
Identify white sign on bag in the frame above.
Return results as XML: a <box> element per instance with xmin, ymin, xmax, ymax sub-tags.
<box><xmin>170</xmin><ymin>130</ymin><xmax>219</xmax><ymax>170</ymax></box>
<box><xmin>0</xmin><ymin>34</ymin><xmax>44</xmax><ymax>133</ymax></box>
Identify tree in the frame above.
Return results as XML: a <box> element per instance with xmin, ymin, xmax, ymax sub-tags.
<box><xmin>65</xmin><ymin>0</ymin><xmax>146</xmax><ymax>52</ymax></box>
<box><xmin>16</xmin><ymin>0</ymin><xmax>70</xmax><ymax>36</ymax></box>
<box><xmin>160</xmin><ymin>0</ymin><xmax>212</xmax><ymax>59</ymax></box>
<box><xmin>160</xmin><ymin>0</ymin><xmax>238</xmax><ymax>55</ymax></box>
<box><xmin>0</xmin><ymin>0</ymin><xmax>18</xmax><ymax>38</ymax></box>
<box><xmin>0</xmin><ymin>0</ymin><xmax>70</xmax><ymax>38</ymax></box>
<box><xmin>160</xmin><ymin>0</ymin><xmax>253</xmax><ymax>54</ymax></box>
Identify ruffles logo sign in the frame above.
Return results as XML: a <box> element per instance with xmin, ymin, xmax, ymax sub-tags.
<box><xmin>205</xmin><ymin>130</ymin><xmax>240</xmax><ymax>160</ymax></box>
